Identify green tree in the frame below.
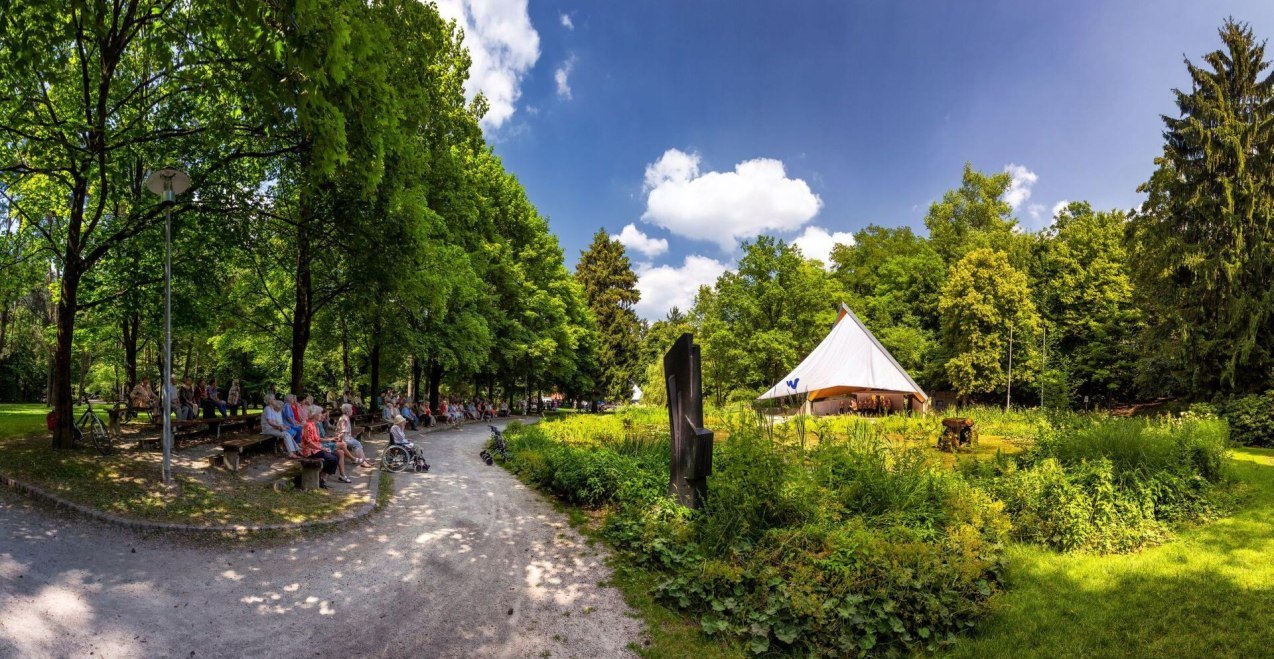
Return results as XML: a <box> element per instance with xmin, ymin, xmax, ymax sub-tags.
<box><xmin>1130</xmin><ymin>19</ymin><xmax>1274</xmax><ymax>393</ymax></box>
<box><xmin>924</xmin><ymin>164</ymin><xmax>1030</xmax><ymax>268</ymax></box>
<box><xmin>696</xmin><ymin>236</ymin><xmax>842</xmax><ymax>400</ymax></box>
<box><xmin>939</xmin><ymin>248</ymin><xmax>1039</xmax><ymax>403</ymax></box>
<box><xmin>575</xmin><ymin>230</ymin><xmax>641</xmax><ymax>400</ymax></box>
<box><xmin>1036</xmin><ymin>202</ymin><xmax>1141</xmax><ymax>403</ymax></box>
<box><xmin>830</xmin><ymin>225</ymin><xmax>945</xmax><ymax>385</ymax></box>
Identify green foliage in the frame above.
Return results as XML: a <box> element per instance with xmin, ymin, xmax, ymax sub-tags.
<box><xmin>971</xmin><ymin>416</ymin><xmax>1229</xmax><ymax>552</ymax></box>
<box><xmin>503</xmin><ymin>420</ymin><xmax>1009</xmax><ymax>656</ymax></box>
<box><xmin>940</xmin><ymin>248</ymin><xmax>1040</xmax><ymax>400</ymax></box>
<box><xmin>1130</xmin><ymin>19</ymin><xmax>1274</xmax><ymax>394</ymax></box>
<box><xmin>1035</xmin><ymin>203</ymin><xmax>1142</xmax><ymax>403</ymax></box>
<box><xmin>696</xmin><ymin>237</ymin><xmax>843</xmax><ymax>402</ymax></box>
<box><xmin>1221</xmin><ymin>391</ymin><xmax>1274</xmax><ymax>447</ymax></box>
<box><xmin>576</xmin><ymin>230</ymin><xmax>642</xmax><ymax>400</ymax></box>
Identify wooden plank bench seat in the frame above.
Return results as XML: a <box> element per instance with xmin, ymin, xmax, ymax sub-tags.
<box><xmin>219</xmin><ymin>433</ymin><xmax>280</xmax><ymax>471</ymax></box>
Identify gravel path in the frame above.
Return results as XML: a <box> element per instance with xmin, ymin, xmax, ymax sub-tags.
<box><xmin>0</xmin><ymin>420</ymin><xmax>645</xmax><ymax>658</ymax></box>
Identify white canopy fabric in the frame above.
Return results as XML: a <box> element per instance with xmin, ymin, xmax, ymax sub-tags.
<box><xmin>757</xmin><ymin>304</ymin><xmax>928</xmax><ymax>402</ymax></box>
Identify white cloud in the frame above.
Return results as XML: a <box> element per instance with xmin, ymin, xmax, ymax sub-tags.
<box><xmin>1051</xmin><ymin>200</ymin><xmax>1070</xmax><ymax>219</ymax></box>
<box><xmin>613</xmin><ymin>223</ymin><xmax>668</xmax><ymax>259</ymax></box>
<box><xmin>554</xmin><ymin>54</ymin><xmax>577</xmax><ymax>99</ymax></box>
<box><xmin>634</xmin><ymin>255</ymin><xmax>729</xmax><ymax>321</ymax></box>
<box><xmin>1003</xmin><ymin>163</ymin><xmax>1038</xmax><ymax>210</ymax></box>
<box><xmin>434</xmin><ymin>0</ymin><xmax>540</xmax><ymax>130</ymax></box>
<box><xmin>559</xmin><ymin>13</ymin><xmax>574</xmax><ymax>30</ymax></box>
<box><xmin>792</xmin><ymin>226</ymin><xmax>856</xmax><ymax>268</ymax></box>
<box><xmin>1027</xmin><ymin>203</ymin><xmax>1045</xmax><ymax>221</ymax></box>
<box><xmin>642</xmin><ymin>149</ymin><xmax>823</xmax><ymax>251</ymax></box>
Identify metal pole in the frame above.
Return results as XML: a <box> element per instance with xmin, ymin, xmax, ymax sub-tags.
<box><xmin>162</xmin><ymin>181</ymin><xmax>173</xmax><ymax>485</ymax></box>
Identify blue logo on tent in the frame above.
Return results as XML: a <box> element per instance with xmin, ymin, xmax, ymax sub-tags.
<box><xmin>786</xmin><ymin>378</ymin><xmax>800</xmax><ymax>390</ymax></box>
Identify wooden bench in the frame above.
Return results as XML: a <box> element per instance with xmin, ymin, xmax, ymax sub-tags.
<box><xmin>296</xmin><ymin>457</ymin><xmax>324</xmax><ymax>490</ymax></box>
<box><xmin>219</xmin><ymin>433</ymin><xmax>280</xmax><ymax>471</ymax></box>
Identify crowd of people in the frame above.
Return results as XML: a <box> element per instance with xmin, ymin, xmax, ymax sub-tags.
<box><xmin>128</xmin><ymin>377</ymin><xmax>528</xmax><ymax>488</ymax></box>
<box><xmin>128</xmin><ymin>376</ymin><xmax>244</xmax><ymax>420</ymax></box>
<box><xmin>375</xmin><ymin>389</ymin><xmax>506</xmax><ymax>430</ymax></box>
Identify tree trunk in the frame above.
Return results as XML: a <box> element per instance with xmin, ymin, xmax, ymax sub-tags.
<box><xmin>121</xmin><ymin>311</ymin><xmax>139</xmax><ymax>395</ymax></box>
<box><xmin>51</xmin><ymin>267</ymin><xmax>81</xmax><ymax>449</ymax></box>
<box><xmin>339</xmin><ymin>313</ymin><xmax>352</xmax><ymax>396</ymax></box>
<box><xmin>410</xmin><ymin>357</ymin><xmax>421</xmax><ymax>403</ymax></box>
<box><xmin>428</xmin><ymin>360</ymin><xmax>442</xmax><ymax>410</ymax></box>
<box><xmin>0</xmin><ymin>296</ymin><xmax>10</xmax><ymax>356</ymax></box>
<box><xmin>290</xmin><ymin>234</ymin><xmax>313</xmax><ymax>395</ymax></box>
<box><xmin>372</xmin><ymin>339</ymin><xmax>379</xmax><ymax>410</ymax></box>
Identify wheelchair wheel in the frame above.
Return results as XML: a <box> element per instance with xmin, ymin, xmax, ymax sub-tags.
<box><xmin>381</xmin><ymin>445</ymin><xmax>411</xmax><ymax>473</ymax></box>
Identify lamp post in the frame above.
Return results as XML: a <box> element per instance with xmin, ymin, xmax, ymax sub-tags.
<box><xmin>144</xmin><ymin>168</ymin><xmax>190</xmax><ymax>485</ymax></box>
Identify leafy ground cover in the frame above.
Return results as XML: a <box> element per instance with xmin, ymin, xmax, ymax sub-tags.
<box><xmin>498</xmin><ymin>406</ymin><xmax>1258</xmax><ymax>657</ymax></box>
<box><xmin>0</xmin><ymin>403</ymin><xmax>362</xmax><ymax>526</ymax></box>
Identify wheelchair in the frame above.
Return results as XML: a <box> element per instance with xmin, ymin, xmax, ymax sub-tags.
<box><xmin>380</xmin><ymin>437</ymin><xmax>430</xmax><ymax>473</ymax></box>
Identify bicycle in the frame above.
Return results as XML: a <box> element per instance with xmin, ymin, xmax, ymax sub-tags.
<box><xmin>74</xmin><ymin>397</ymin><xmax>113</xmax><ymax>456</ymax></box>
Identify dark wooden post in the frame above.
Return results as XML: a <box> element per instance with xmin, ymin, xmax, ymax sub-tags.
<box><xmin>663</xmin><ymin>333</ymin><xmax>713</xmax><ymax>509</ymax></box>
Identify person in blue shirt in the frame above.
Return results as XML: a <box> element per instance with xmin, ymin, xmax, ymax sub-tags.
<box><xmin>281</xmin><ymin>394</ymin><xmax>304</xmax><ymax>446</ymax></box>
<box><xmin>400</xmin><ymin>400</ymin><xmax>419</xmax><ymax>430</ymax></box>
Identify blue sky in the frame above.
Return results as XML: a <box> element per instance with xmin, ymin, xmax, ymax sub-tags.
<box><xmin>436</xmin><ymin>1</ymin><xmax>1274</xmax><ymax>319</ymax></box>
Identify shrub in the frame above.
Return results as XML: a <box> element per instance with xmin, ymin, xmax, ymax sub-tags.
<box><xmin>1222</xmin><ymin>391</ymin><xmax>1274</xmax><ymax>447</ymax></box>
<box><xmin>980</xmin><ymin>416</ymin><xmax>1229</xmax><ymax>552</ymax></box>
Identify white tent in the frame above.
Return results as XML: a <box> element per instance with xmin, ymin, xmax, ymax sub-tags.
<box><xmin>758</xmin><ymin>303</ymin><xmax>927</xmax><ymax>407</ymax></box>
<box><xmin>632</xmin><ymin>384</ymin><xmax>643</xmax><ymax>403</ymax></box>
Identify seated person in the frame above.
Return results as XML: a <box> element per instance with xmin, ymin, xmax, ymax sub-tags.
<box><xmin>382</xmin><ymin>401</ymin><xmax>396</xmax><ymax>422</ymax></box>
<box><xmin>281</xmin><ymin>394</ymin><xmax>305</xmax><ymax>442</ymax></box>
<box><xmin>335</xmin><ymin>403</ymin><xmax>372</xmax><ymax>467</ymax></box>
<box><xmin>206</xmin><ymin>378</ymin><xmax>229</xmax><ymax>417</ymax></box>
<box><xmin>226</xmin><ymin>379</ymin><xmax>243</xmax><ymax>416</ymax></box>
<box><xmin>178</xmin><ymin>378</ymin><xmax>197</xmax><ymax>420</ymax></box>
<box><xmin>130</xmin><ymin>378</ymin><xmax>154</xmax><ymax>409</ymax></box>
<box><xmin>400</xmin><ymin>402</ymin><xmax>418</xmax><ymax>430</ymax></box>
<box><xmin>261</xmin><ymin>398</ymin><xmax>299</xmax><ymax>455</ymax></box>
<box><xmin>417</xmin><ymin>402</ymin><xmax>434</xmax><ymax>427</ymax></box>
<box><xmin>300</xmin><ymin>405</ymin><xmax>347</xmax><ymax>486</ymax></box>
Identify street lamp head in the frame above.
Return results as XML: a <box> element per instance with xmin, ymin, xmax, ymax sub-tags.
<box><xmin>144</xmin><ymin>168</ymin><xmax>191</xmax><ymax>201</ymax></box>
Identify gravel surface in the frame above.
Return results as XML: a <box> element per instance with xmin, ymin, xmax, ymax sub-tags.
<box><xmin>0</xmin><ymin>420</ymin><xmax>645</xmax><ymax>658</ymax></box>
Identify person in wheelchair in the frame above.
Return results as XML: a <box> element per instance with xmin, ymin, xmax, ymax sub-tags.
<box><xmin>386</xmin><ymin>414</ymin><xmax>429</xmax><ymax>472</ymax></box>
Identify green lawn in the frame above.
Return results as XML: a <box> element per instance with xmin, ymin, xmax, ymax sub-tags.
<box><xmin>949</xmin><ymin>446</ymin><xmax>1274</xmax><ymax>658</ymax></box>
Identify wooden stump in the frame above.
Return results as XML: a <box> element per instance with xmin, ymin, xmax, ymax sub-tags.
<box><xmin>298</xmin><ymin>458</ymin><xmax>324</xmax><ymax>490</ymax></box>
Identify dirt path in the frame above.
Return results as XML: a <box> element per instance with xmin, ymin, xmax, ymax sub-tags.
<box><xmin>0</xmin><ymin>420</ymin><xmax>645</xmax><ymax>658</ymax></box>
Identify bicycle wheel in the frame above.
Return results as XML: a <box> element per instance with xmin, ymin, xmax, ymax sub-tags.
<box><xmin>86</xmin><ymin>416</ymin><xmax>112</xmax><ymax>456</ymax></box>
<box><xmin>380</xmin><ymin>445</ymin><xmax>411</xmax><ymax>473</ymax></box>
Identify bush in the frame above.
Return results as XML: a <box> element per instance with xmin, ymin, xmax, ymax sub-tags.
<box><xmin>978</xmin><ymin>416</ymin><xmax>1229</xmax><ymax>552</ymax></box>
<box><xmin>1222</xmin><ymin>391</ymin><xmax>1274</xmax><ymax>447</ymax></box>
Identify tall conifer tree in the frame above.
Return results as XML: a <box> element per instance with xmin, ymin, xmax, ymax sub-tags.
<box><xmin>1131</xmin><ymin>19</ymin><xmax>1274</xmax><ymax>392</ymax></box>
<box><xmin>575</xmin><ymin>230</ymin><xmax>642</xmax><ymax>401</ymax></box>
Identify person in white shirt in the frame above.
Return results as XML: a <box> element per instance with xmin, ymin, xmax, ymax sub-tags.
<box><xmin>261</xmin><ymin>398</ymin><xmax>299</xmax><ymax>455</ymax></box>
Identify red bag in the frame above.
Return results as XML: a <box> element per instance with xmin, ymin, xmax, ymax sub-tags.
<box><xmin>45</xmin><ymin>410</ymin><xmax>57</xmax><ymax>431</ymax></box>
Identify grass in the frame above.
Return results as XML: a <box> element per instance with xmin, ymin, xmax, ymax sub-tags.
<box><xmin>949</xmin><ymin>446</ymin><xmax>1274</xmax><ymax>658</ymax></box>
<box><xmin>0</xmin><ymin>402</ymin><xmax>364</xmax><ymax>526</ymax></box>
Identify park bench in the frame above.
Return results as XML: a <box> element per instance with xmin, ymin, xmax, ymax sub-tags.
<box><xmin>140</xmin><ymin>414</ymin><xmax>260</xmax><ymax>452</ymax></box>
<box><xmin>219</xmin><ymin>433</ymin><xmax>280</xmax><ymax>471</ymax></box>
<box><xmin>295</xmin><ymin>457</ymin><xmax>325</xmax><ymax>490</ymax></box>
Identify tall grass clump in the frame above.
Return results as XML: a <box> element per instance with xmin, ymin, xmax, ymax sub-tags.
<box><xmin>971</xmin><ymin>415</ymin><xmax>1230</xmax><ymax>552</ymax></box>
